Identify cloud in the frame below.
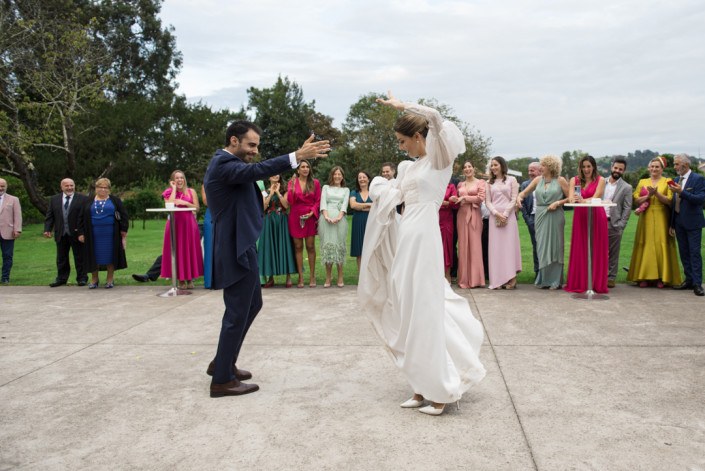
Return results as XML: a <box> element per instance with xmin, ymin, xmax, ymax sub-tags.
<box><xmin>161</xmin><ymin>0</ymin><xmax>705</xmax><ymax>159</ymax></box>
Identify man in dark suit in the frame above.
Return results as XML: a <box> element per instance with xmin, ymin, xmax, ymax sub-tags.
<box><xmin>204</xmin><ymin>121</ymin><xmax>330</xmax><ymax>397</ymax></box>
<box><xmin>43</xmin><ymin>178</ymin><xmax>88</xmax><ymax>287</ymax></box>
<box><xmin>604</xmin><ymin>157</ymin><xmax>633</xmax><ymax>288</ymax></box>
<box><xmin>519</xmin><ymin>162</ymin><xmax>541</xmax><ymax>275</ymax></box>
<box><xmin>670</xmin><ymin>154</ymin><xmax>705</xmax><ymax>296</ymax></box>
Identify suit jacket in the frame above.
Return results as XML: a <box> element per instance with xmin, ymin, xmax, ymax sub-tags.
<box><xmin>608</xmin><ymin>178</ymin><xmax>633</xmax><ymax>232</ymax></box>
<box><xmin>0</xmin><ymin>194</ymin><xmax>22</xmax><ymax>240</ymax></box>
<box><xmin>519</xmin><ymin>179</ymin><xmax>534</xmax><ymax>226</ymax></box>
<box><xmin>204</xmin><ymin>149</ymin><xmax>294</xmax><ymax>290</ymax></box>
<box><xmin>44</xmin><ymin>192</ymin><xmax>87</xmax><ymax>241</ymax></box>
<box><xmin>76</xmin><ymin>194</ymin><xmax>129</xmax><ymax>271</ymax></box>
<box><xmin>671</xmin><ymin>172</ymin><xmax>705</xmax><ymax>231</ymax></box>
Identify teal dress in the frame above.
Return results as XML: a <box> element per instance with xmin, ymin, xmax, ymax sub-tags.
<box><xmin>258</xmin><ymin>192</ymin><xmax>297</xmax><ymax>277</ymax></box>
<box><xmin>534</xmin><ymin>178</ymin><xmax>565</xmax><ymax>289</ymax></box>
<box><xmin>350</xmin><ymin>190</ymin><xmax>372</xmax><ymax>257</ymax></box>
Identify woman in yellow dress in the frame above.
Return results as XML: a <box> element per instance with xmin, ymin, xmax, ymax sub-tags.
<box><xmin>627</xmin><ymin>156</ymin><xmax>682</xmax><ymax>288</ymax></box>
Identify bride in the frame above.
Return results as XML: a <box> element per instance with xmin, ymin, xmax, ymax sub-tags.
<box><xmin>358</xmin><ymin>92</ymin><xmax>486</xmax><ymax>416</ymax></box>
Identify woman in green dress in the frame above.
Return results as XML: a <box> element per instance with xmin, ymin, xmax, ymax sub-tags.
<box><xmin>259</xmin><ymin>174</ymin><xmax>297</xmax><ymax>288</ymax></box>
<box><xmin>319</xmin><ymin>166</ymin><xmax>350</xmax><ymax>287</ymax></box>
<box><xmin>516</xmin><ymin>155</ymin><xmax>570</xmax><ymax>289</ymax></box>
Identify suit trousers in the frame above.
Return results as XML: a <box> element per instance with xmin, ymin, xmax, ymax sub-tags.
<box><xmin>607</xmin><ymin>225</ymin><xmax>624</xmax><ymax>281</ymax></box>
<box><xmin>0</xmin><ymin>235</ymin><xmax>14</xmax><ymax>281</ymax></box>
<box><xmin>56</xmin><ymin>234</ymin><xmax>87</xmax><ymax>283</ymax></box>
<box><xmin>212</xmin><ymin>246</ymin><xmax>263</xmax><ymax>384</ymax></box>
<box><xmin>674</xmin><ymin>217</ymin><xmax>703</xmax><ymax>287</ymax></box>
<box><xmin>525</xmin><ymin>216</ymin><xmax>538</xmax><ymax>274</ymax></box>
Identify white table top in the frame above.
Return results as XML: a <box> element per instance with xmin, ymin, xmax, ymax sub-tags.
<box><xmin>564</xmin><ymin>202</ymin><xmax>617</xmax><ymax>208</ymax></box>
<box><xmin>146</xmin><ymin>207</ymin><xmax>197</xmax><ymax>212</ymax></box>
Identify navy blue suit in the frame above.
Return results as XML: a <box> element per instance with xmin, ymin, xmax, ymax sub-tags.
<box><xmin>204</xmin><ymin>149</ymin><xmax>294</xmax><ymax>384</ymax></box>
<box><xmin>671</xmin><ymin>172</ymin><xmax>705</xmax><ymax>287</ymax></box>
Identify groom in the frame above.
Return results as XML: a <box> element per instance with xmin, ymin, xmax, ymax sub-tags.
<box><xmin>204</xmin><ymin>120</ymin><xmax>329</xmax><ymax>397</ymax></box>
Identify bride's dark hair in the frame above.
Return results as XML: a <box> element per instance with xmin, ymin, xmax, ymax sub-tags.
<box><xmin>394</xmin><ymin>113</ymin><xmax>428</xmax><ymax>138</ymax></box>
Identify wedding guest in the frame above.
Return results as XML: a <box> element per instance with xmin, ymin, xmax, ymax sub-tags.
<box><xmin>670</xmin><ymin>154</ymin><xmax>705</xmax><ymax>296</ymax></box>
<box><xmin>519</xmin><ymin>162</ymin><xmax>541</xmax><ymax>275</ymax></box>
<box><xmin>439</xmin><ymin>179</ymin><xmax>458</xmax><ymax>281</ymax></box>
<box><xmin>319</xmin><ymin>166</ymin><xmax>350</xmax><ymax>288</ymax></box>
<box><xmin>160</xmin><ymin>170</ymin><xmax>204</xmax><ymax>289</ymax></box>
<box><xmin>349</xmin><ymin>171</ymin><xmax>373</xmax><ymax>271</ymax></box>
<box><xmin>0</xmin><ymin>178</ymin><xmax>22</xmax><ymax>285</ymax></box>
<box><xmin>259</xmin><ymin>175</ymin><xmax>296</xmax><ymax>288</ymax></box>
<box><xmin>452</xmin><ymin>161</ymin><xmax>486</xmax><ymax>288</ymax></box>
<box><xmin>77</xmin><ymin>178</ymin><xmax>129</xmax><ymax>289</ymax></box>
<box><xmin>565</xmin><ymin>155</ymin><xmax>608</xmax><ymax>293</ymax></box>
<box><xmin>287</xmin><ymin>160</ymin><xmax>321</xmax><ymax>288</ymax></box>
<box><xmin>627</xmin><ymin>156</ymin><xmax>681</xmax><ymax>288</ymax></box>
<box><xmin>381</xmin><ymin>162</ymin><xmax>396</xmax><ymax>180</ymax></box>
<box><xmin>44</xmin><ymin>178</ymin><xmax>88</xmax><ymax>287</ymax></box>
<box><xmin>603</xmin><ymin>158</ymin><xmax>633</xmax><ymax>288</ymax></box>
<box><xmin>516</xmin><ymin>156</ymin><xmax>569</xmax><ymax>289</ymax></box>
<box><xmin>485</xmin><ymin>156</ymin><xmax>522</xmax><ymax>289</ymax></box>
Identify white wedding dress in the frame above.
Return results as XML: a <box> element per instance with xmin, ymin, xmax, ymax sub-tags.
<box><xmin>358</xmin><ymin>103</ymin><xmax>486</xmax><ymax>404</ymax></box>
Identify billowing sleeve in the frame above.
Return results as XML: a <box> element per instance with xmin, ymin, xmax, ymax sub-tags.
<box><xmin>320</xmin><ymin>185</ymin><xmax>328</xmax><ymax>212</ymax></box>
<box><xmin>404</xmin><ymin>103</ymin><xmax>466</xmax><ymax>171</ymax></box>
<box><xmin>312</xmin><ymin>180</ymin><xmax>322</xmax><ymax>218</ymax></box>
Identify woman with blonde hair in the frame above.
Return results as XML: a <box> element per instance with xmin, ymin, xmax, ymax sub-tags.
<box><xmin>516</xmin><ymin>155</ymin><xmax>570</xmax><ymax>289</ymax></box>
<box><xmin>358</xmin><ymin>92</ymin><xmax>485</xmax><ymax>416</ymax></box>
<box><xmin>77</xmin><ymin>178</ymin><xmax>129</xmax><ymax>289</ymax></box>
<box><xmin>160</xmin><ymin>170</ymin><xmax>203</xmax><ymax>289</ymax></box>
<box><xmin>627</xmin><ymin>156</ymin><xmax>681</xmax><ymax>288</ymax></box>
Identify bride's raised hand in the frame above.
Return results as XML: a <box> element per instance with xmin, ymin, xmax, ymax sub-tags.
<box><xmin>376</xmin><ymin>90</ymin><xmax>405</xmax><ymax>111</ymax></box>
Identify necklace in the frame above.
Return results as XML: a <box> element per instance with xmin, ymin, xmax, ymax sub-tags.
<box><xmin>94</xmin><ymin>198</ymin><xmax>107</xmax><ymax>214</ymax></box>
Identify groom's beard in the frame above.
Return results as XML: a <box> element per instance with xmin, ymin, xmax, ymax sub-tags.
<box><xmin>611</xmin><ymin>172</ymin><xmax>622</xmax><ymax>180</ymax></box>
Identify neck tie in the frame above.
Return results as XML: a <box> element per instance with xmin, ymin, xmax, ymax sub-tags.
<box><xmin>64</xmin><ymin>195</ymin><xmax>70</xmax><ymax>211</ymax></box>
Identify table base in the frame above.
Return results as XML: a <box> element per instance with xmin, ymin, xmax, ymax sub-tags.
<box><xmin>158</xmin><ymin>287</ymin><xmax>192</xmax><ymax>297</ymax></box>
<box><xmin>571</xmin><ymin>290</ymin><xmax>609</xmax><ymax>301</ymax></box>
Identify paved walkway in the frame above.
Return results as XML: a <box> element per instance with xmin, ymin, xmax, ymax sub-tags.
<box><xmin>1</xmin><ymin>284</ymin><xmax>703</xmax><ymax>470</ymax></box>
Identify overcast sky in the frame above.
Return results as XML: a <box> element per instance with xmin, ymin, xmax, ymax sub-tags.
<box><xmin>160</xmin><ymin>0</ymin><xmax>704</xmax><ymax>160</ymax></box>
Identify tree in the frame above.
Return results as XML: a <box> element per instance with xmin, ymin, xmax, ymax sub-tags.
<box><xmin>246</xmin><ymin>76</ymin><xmax>315</xmax><ymax>159</ymax></box>
<box><xmin>560</xmin><ymin>150</ymin><xmax>587</xmax><ymax>179</ymax></box>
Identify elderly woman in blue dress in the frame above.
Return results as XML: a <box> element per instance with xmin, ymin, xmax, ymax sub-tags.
<box><xmin>77</xmin><ymin>178</ymin><xmax>129</xmax><ymax>289</ymax></box>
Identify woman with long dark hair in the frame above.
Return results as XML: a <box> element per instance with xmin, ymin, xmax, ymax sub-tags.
<box><xmin>287</xmin><ymin>160</ymin><xmax>321</xmax><ymax>288</ymax></box>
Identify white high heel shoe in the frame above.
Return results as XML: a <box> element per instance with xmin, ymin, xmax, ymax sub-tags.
<box><xmin>400</xmin><ymin>397</ymin><xmax>425</xmax><ymax>408</ymax></box>
<box><xmin>419</xmin><ymin>401</ymin><xmax>459</xmax><ymax>416</ymax></box>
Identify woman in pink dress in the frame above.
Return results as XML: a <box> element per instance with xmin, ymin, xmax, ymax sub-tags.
<box><xmin>565</xmin><ymin>155</ymin><xmax>608</xmax><ymax>293</ymax></box>
<box><xmin>160</xmin><ymin>170</ymin><xmax>204</xmax><ymax>289</ymax></box>
<box><xmin>287</xmin><ymin>160</ymin><xmax>321</xmax><ymax>288</ymax></box>
<box><xmin>453</xmin><ymin>161</ymin><xmax>486</xmax><ymax>288</ymax></box>
<box><xmin>485</xmin><ymin>156</ymin><xmax>522</xmax><ymax>289</ymax></box>
<box><xmin>439</xmin><ymin>180</ymin><xmax>458</xmax><ymax>281</ymax></box>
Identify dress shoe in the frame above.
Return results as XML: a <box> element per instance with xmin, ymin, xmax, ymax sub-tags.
<box><xmin>694</xmin><ymin>286</ymin><xmax>704</xmax><ymax>297</ymax></box>
<box><xmin>673</xmin><ymin>281</ymin><xmax>693</xmax><ymax>290</ymax></box>
<box><xmin>132</xmin><ymin>274</ymin><xmax>149</xmax><ymax>282</ymax></box>
<box><xmin>419</xmin><ymin>404</ymin><xmax>446</xmax><ymax>416</ymax></box>
<box><xmin>77</xmin><ymin>281</ymin><xmax>87</xmax><ymax>287</ymax></box>
<box><xmin>49</xmin><ymin>280</ymin><xmax>67</xmax><ymax>288</ymax></box>
<box><xmin>400</xmin><ymin>397</ymin><xmax>425</xmax><ymax>408</ymax></box>
<box><xmin>210</xmin><ymin>379</ymin><xmax>259</xmax><ymax>397</ymax></box>
<box><xmin>206</xmin><ymin>361</ymin><xmax>252</xmax><ymax>381</ymax></box>
<box><xmin>607</xmin><ymin>280</ymin><xmax>616</xmax><ymax>288</ymax></box>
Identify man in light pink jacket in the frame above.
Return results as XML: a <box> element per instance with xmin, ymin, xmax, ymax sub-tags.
<box><xmin>0</xmin><ymin>178</ymin><xmax>22</xmax><ymax>285</ymax></box>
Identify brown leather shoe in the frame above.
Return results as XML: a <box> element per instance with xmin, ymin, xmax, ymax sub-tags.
<box><xmin>210</xmin><ymin>380</ymin><xmax>259</xmax><ymax>397</ymax></box>
<box><xmin>206</xmin><ymin>361</ymin><xmax>253</xmax><ymax>381</ymax></box>
<box><xmin>607</xmin><ymin>280</ymin><xmax>616</xmax><ymax>288</ymax></box>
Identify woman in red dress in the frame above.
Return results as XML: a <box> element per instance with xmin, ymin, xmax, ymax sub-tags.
<box><xmin>287</xmin><ymin>160</ymin><xmax>321</xmax><ymax>288</ymax></box>
<box><xmin>565</xmin><ymin>155</ymin><xmax>608</xmax><ymax>293</ymax></box>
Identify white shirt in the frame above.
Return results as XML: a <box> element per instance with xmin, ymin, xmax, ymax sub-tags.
<box><xmin>604</xmin><ymin>180</ymin><xmax>617</xmax><ymax>218</ymax></box>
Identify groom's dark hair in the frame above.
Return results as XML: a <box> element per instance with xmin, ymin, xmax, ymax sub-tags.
<box><xmin>225</xmin><ymin>120</ymin><xmax>262</xmax><ymax>147</ymax></box>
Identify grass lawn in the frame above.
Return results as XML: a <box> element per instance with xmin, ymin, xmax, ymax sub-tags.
<box><xmin>6</xmin><ymin>211</ymin><xmax>693</xmax><ymax>287</ymax></box>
